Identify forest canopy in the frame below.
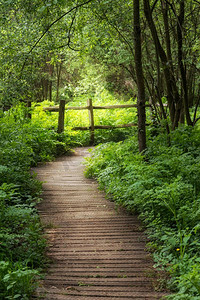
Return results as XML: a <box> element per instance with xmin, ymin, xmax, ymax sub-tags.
<box><xmin>0</xmin><ymin>0</ymin><xmax>199</xmax><ymax>151</ymax></box>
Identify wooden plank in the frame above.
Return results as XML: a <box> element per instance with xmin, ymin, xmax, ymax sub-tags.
<box><xmin>43</xmin><ymin>104</ymin><xmax>157</xmax><ymax>112</ymax></box>
<box><xmin>72</xmin><ymin>126</ymin><xmax>91</xmax><ymax>130</ymax></box>
<box><xmin>93</xmin><ymin>123</ymin><xmax>138</xmax><ymax>129</ymax></box>
<box><xmin>72</xmin><ymin>123</ymin><xmax>138</xmax><ymax>130</ymax></box>
<box><xmin>93</xmin><ymin>104</ymin><xmax>138</xmax><ymax>109</ymax></box>
<box><xmin>35</xmin><ymin>148</ymin><xmax>168</xmax><ymax>299</ymax></box>
<box><xmin>43</xmin><ymin>106</ymin><xmax>89</xmax><ymax>111</ymax></box>
<box><xmin>66</xmin><ymin>106</ymin><xmax>89</xmax><ymax>110</ymax></box>
<box><xmin>44</xmin><ymin>106</ymin><xmax>59</xmax><ymax>112</ymax></box>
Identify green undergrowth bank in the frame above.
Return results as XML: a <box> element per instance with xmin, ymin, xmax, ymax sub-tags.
<box><xmin>0</xmin><ymin>106</ymin><xmax>71</xmax><ymax>299</ymax></box>
<box><xmin>85</xmin><ymin>126</ymin><xmax>200</xmax><ymax>299</ymax></box>
<box><xmin>33</xmin><ymin>91</ymin><xmax>138</xmax><ymax>145</ymax></box>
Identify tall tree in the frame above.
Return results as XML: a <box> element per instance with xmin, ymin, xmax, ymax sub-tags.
<box><xmin>133</xmin><ymin>0</ymin><xmax>146</xmax><ymax>152</ymax></box>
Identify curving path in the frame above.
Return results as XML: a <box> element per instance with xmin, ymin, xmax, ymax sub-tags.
<box><xmin>34</xmin><ymin>148</ymin><xmax>166</xmax><ymax>300</ymax></box>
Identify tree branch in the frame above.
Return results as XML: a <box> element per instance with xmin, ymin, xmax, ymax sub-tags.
<box><xmin>193</xmin><ymin>85</ymin><xmax>200</xmax><ymax>124</ymax></box>
<box><xmin>151</xmin><ymin>0</ymin><xmax>159</xmax><ymax>13</ymax></box>
<box><xmin>20</xmin><ymin>0</ymin><xmax>94</xmax><ymax>74</ymax></box>
<box><xmin>119</xmin><ymin>63</ymin><xmax>136</xmax><ymax>82</ymax></box>
<box><xmin>93</xmin><ymin>5</ymin><xmax>134</xmax><ymax>56</ymax></box>
<box><xmin>66</xmin><ymin>7</ymin><xmax>78</xmax><ymax>49</ymax></box>
<box><xmin>164</xmin><ymin>0</ymin><xmax>177</xmax><ymax>16</ymax></box>
<box><xmin>193</xmin><ymin>0</ymin><xmax>200</xmax><ymax>5</ymax></box>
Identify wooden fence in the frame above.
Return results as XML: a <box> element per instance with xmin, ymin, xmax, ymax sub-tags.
<box><xmin>44</xmin><ymin>99</ymin><xmax>150</xmax><ymax>144</ymax></box>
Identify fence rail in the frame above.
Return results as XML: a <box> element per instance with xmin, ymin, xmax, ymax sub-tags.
<box><xmin>43</xmin><ymin>103</ymin><xmax>146</xmax><ymax>112</ymax></box>
<box><xmin>44</xmin><ymin>99</ymin><xmax>150</xmax><ymax>144</ymax></box>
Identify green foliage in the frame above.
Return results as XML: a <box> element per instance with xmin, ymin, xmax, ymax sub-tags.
<box><xmin>65</xmin><ymin>89</ymin><xmax>137</xmax><ymax>145</ymax></box>
<box><xmin>0</xmin><ymin>261</ymin><xmax>39</xmax><ymax>300</ymax></box>
<box><xmin>0</xmin><ymin>104</ymin><xmax>72</xmax><ymax>299</ymax></box>
<box><xmin>1</xmin><ymin>104</ymin><xmax>71</xmax><ymax>166</ymax></box>
<box><xmin>85</xmin><ymin>126</ymin><xmax>200</xmax><ymax>298</ymax></box>
<box><xmin>33</xmin><ymin>85</ymin><xmax>138</xmax><ymax>146</ymax></box>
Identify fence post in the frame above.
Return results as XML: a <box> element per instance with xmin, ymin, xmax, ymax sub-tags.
<box><xmin>57</xmin><ymin>99</ymin><xmax>65</xmax><ymax>133</ymax></box>
<box><xmin>26</xmin><ymin>101</ymin><xmax>32</xmax><ymax>119</ymax></box>
<box><xmin>87</xmin><ymin>99</ymin><xmax>95</xmax><ymax>145</ymax></box>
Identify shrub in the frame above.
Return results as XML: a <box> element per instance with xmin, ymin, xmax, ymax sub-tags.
<box><xmin>0</xmin><ymin>104</ymin><xmax>72</xmax><ymax>299</ymax></box>
<box><xmin>85</xmin><ymin>126</ymin><xmax>200</xmax><ymax>298</ymax></box>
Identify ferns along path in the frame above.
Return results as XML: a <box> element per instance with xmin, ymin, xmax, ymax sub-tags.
<box><xmin>34</xmin><ymin>148</ymin><xmax>167</xmax><ymax>299</ymax></box>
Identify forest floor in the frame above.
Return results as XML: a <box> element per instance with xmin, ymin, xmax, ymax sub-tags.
<box><xmin>33</xmin><ymin>147</ymin><xmax>167</xmax><ymax>300</ymax></box>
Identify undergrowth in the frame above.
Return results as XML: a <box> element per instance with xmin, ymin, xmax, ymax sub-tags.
<box><xmin>33</xmin><ymin>89</ymin><xmax>138</xmax><ymax>146</ymax></box>
<box><xmin>64</xmin><ymin>90</ymin><xmax>138</xmax><ymax>145</ymax></box>
<box><xmin>0</xmin><ymin>104</ymin><xmax>72</xmax><ymax>299</ymax></box>
<box><xmin>0</xmin><ymin>91</ymin><xmax>138</xmax><ymax>299</ymax></box>
<box><xmin>85</xmin><ymin>125</ymin><xmax>200</xmax><ymax>299</ymax></box>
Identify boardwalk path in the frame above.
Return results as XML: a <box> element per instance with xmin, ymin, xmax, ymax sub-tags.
<box><xmin>35</xmin><ymin>148</ymin><xmax>166</xmax><ymax>300</ymax></box>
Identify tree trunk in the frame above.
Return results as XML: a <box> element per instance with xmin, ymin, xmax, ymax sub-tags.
<box><xmin>177</xmin><ymin>1</ymin><xmax>193</xmax><ymax>126</ymax></box>
<box><xmin>134</xmin><ymin>0</ymin><xmax>146</xmax><ymax>152</ymax></box>
<box><xmin>56</xmin><ymin>62</ymin><xmax>62</xmax><ymax>103</ymax></box>
<box><xmin>161</xmin><ymin>1</ymin><xmax>173</xmax><ymax>66</ymax></box>
<box><xmin>57</xmin><ymin>100</ymin><xmax>65</xmax><ymax>133</ymax></box>
<box><xmin>49</xmin><ymin>63</ymin><xmax>54</xmax><ymax>102</ymax></box>
<box><xmin>143</xmin><ymin>0</ymin><xmax>179</xmax><ymax>127</ymax></box>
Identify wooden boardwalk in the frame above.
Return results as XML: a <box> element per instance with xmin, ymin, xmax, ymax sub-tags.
<box><xmin>34</xmin><ymin>148</ymin><xmax>166</xmax><ymax>300</ymax></box>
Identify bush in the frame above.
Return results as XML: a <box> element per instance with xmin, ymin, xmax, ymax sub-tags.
<box><xmin>85</xmin><ymin>126</ymin><xmax>200</xmax><ymax>298</ymax></box>
<box><xmin>0</xmin><ymin>104</ymin><xmax>72</xmax><ymax>299</ymax></box>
